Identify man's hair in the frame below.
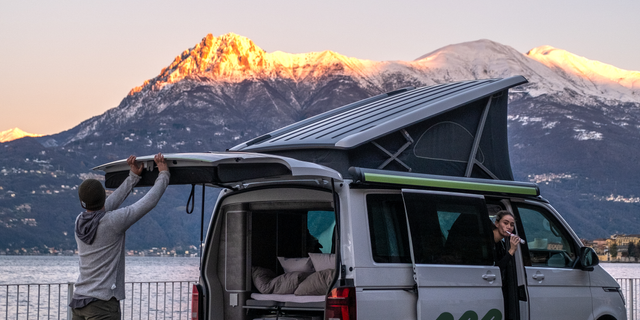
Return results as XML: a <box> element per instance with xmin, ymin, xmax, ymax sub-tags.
<box><xmin>78</xmin><ymin>179</ymin><xmax>106</xmax><ymax>211</ymax></box>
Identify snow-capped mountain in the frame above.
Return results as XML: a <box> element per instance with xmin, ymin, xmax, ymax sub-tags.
<box><xmin>0</xmin><ymin>127</ymin><xmax>43</xmax><ymax>143</ymax></box>
<box><xmin>527</xmin><ymin>45</ymin><xmax>640</xmax><ymax>102</ymax></box>
<box><xmin>5</xmin><ymin>33</ymin><xmax>640</xmax><ymax>248</ymax></box>
<box><xmin>53</xmin><ymin>33</ymin><xmax>638</xmax><ymax>147</ymax></box>
<box><xmin>129</xmin><ymin>33</ymin><xmax>640</xmax><ymax>102</ymax></box>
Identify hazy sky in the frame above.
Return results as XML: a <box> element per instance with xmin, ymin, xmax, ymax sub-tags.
<box><xmin>1</xmin><ymin>0</ymin><xmax>638</xmax><ymax>135</ymax></box>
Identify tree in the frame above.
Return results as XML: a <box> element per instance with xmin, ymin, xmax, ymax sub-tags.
<box><xmin>629</xmin><ymin>242</ymin><xmax>640</xmax><ymax>261</ymax></box>
<box><xmin>609</xmin><ymin>243</ymin><xmax>618</xmax><ymax>261</ymax></box>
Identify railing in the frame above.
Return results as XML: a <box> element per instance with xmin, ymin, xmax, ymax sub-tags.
<box><xmin>0</xmin><ymin>280</ymin><xmax>197</xmax><ymax>320</ymax></box>
<box><xmin>618</xmin><ymin>278</ymin><xmax>638</xmax><ymax>320</ymax></box>
<box><xmin>2</xmin><ymin>278</ymin><xmax>638</xmax><ymax>319</ymax></box>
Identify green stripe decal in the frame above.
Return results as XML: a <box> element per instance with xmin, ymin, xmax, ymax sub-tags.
<box><xmin>364</xmin><ymin>173</ymin><xmax>538</xmax><ymax>196</ymax></box>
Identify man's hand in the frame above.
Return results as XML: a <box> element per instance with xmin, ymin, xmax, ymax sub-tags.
<box><xmin>154</xmin><ymin>153</ymin><xmax>169</xmax><ymax>172</ymax></box>
<box><xmin>127</xmin><ymin>155</ymin><xmax>143</xmax><ymax>176</ymax></box>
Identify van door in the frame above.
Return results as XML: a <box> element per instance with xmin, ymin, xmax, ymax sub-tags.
<box><xmin>512</xmin><ymin>202</ymin><xmax>593</xmax><ymax>320</ymax></box>
<box><xmin>401</xmin><ymin>190</ymin><xmax>505</xmax><ymax>320</ymax></box>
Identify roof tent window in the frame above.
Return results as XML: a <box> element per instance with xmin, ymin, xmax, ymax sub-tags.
<box><xmin>414</xmin><ymin>121</ymin><xmax>485</xmax><ymax>163</ymax></box>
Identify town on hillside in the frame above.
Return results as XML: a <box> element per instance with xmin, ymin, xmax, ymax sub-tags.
<box><xmin>0</xmin><ymin>245</ymin><xmax>200</xmax><ymax>257</ymax></box>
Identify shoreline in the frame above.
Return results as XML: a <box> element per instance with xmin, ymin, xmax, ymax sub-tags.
<box><xmin>0</xmin><ymin>254</ymin><xmax>199</xmax><ymax>258</ymax></box>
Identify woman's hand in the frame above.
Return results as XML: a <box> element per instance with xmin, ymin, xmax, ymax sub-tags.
<box><xmin>508</xmin><ymin>234</ymin><xmax>521</xmax><ymax>255</ymax></box>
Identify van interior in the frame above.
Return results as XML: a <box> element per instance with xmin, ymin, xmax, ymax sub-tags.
<box><xmin>201</xmin><ymin>188</ymin><xmax>336</xmax><ymax>320</ymax></box>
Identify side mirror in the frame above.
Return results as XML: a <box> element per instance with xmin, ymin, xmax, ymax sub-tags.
<box><xmin>579</xmin><ymin>247</ymin><xmax>599</xmax><ymax>271</ymax></box>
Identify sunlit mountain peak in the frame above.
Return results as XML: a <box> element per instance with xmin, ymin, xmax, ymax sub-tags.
<box><xmin>0</xmin><ymin>127</ymin><xmax>44</xmax><ymax>143</ymax></box>
<box><xmin>129</xmin><ymin>33</ymin><xmax>380</xmax><ymax>95</ymax></box>
<box><xmin>527</xmin><ymin>45</ymin><xmax>640</xmax><ymax>91</ymax></box>
<box><xmin>130</xmin><ymin>33</ymin><xmax>267</xmax><ymax>94</ymax></box>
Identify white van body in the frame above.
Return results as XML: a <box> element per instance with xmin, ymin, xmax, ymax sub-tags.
<box><xmin>96</xmin><ymin>76</ymin><xmax>626</xmax><ymax>320</ymax></box>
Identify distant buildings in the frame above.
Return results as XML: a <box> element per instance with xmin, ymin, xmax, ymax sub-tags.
<box><xmin>584</xmin><ymin>234</ymin><xmax>640</xmax><ymax>262</ymax></box>
<box><xmin>125</xmin><ymin>245</ymin><xmax>200</xmax><ymax>257</ymax></box>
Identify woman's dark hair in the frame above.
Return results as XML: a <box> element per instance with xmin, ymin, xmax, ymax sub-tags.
<box><xmin>492</xmin><ymin>210</ymin><xmax>515</xmax><ymax>229</ymax></box>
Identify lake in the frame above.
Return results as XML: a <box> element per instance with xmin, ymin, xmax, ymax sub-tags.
<box><xmin>0</xmin><ymin>255</ymin><xmax>199</xmax><ymax>284</ymax></box>
<box><xmin>0</xmin><ymin>256</ymin><xmax>199</xmax><ymax>319</ymax></box>
<box><xmin>0</xmin><ymin>255</ymin><xmax>638</xmax><ymax>285</ymax></box>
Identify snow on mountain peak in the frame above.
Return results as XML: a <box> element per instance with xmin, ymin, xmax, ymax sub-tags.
<box><xmin>527</xmin><ymin>45</ymin><xmax>640</xmax><ymax>92</ymax></box>
<box><xmin>125</xmin><ymin>34</ymin><xmax>640</xmax><ymax>106</ymax></box>
<box><xmin>0</xmin><ymin>127</ymin><xmax>44</xmax><ymax>143</ymax></box>
<box><xmin>415</xmin><ymin>39</ymin><xmax>515</xmax><ymax>62</ymax></box>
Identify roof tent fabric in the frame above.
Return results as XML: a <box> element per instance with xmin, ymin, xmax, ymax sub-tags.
<box><xmin>232</xmin><ymin>76</ymin><xmax>527</xmax><ymax>181</ymax></box>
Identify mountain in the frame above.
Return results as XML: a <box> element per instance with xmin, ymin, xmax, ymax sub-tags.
<box><xmin>2</xmin><ymin>33</ymin><xmax>640</xmax><ymax>253</ymax></box>
<box><xmin>0</xmin><ymin>128</ymin><xmax>44</xmax><ymax>143</ymax></box>
<box><xmin>526</xmin><ymin>45</ymin><xmax>640</xmax><ymax>101</ymax></box>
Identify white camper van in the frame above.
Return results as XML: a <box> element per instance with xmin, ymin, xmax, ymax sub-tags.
<box><xmin>96</xmin><ymin>76</ymin><xmax>626</xmax><ymax>320</ymax></box>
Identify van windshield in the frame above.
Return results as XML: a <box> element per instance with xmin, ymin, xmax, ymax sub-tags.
<box><xmin>308</xmin><ymin>211</ymin><xmax>335</xmax><ymax>254</ymax></box>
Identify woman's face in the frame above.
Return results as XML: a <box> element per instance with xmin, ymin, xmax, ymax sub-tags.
<box><xmin>496</xmin><ymin>214</ymin><xmax>515</xmax><ymax>237</ymax></box>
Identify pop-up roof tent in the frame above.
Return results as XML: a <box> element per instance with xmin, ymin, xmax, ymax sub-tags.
<box><xmin>231</xmin><ymin>76</ymin><xmax>528</xmax><ymax>181</ymax></box>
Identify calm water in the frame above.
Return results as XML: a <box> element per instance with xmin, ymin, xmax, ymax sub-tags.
<box><xmin>0</xmin><ymin>255</ymin><xmax>199</xmax><ymax>284</ymax></box>
<box><xmin>0</xmin><ymin>256</ymin><xmax>199</xmax><ymax>319</ymax></box>
<box><xmin>0</xmin><ymin>255</ymin><xmax>638</xmax><ymax>285</ymax></box>
<box><xmin>600</xmin><ymin>262</ymin><xmax>640</xmax><ymax>279</ymax></box>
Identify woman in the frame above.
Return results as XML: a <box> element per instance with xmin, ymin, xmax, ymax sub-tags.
<box><xmin>493</xmin><ymin>210</ymin><xmax>521</xmax><ymax>271</ymax></box>
<box><xmin>492</xmin><ymin>210</ymin><xmax>521</xmax><ymax>320</ymax></box>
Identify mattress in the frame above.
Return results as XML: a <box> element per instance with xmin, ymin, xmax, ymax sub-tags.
<box><xmin>250</xmin><ymin>293</ymin><xmax>325</xmax><ymax>303</ymax></box>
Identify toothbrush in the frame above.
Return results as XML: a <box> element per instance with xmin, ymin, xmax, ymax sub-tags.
<box><xmin>506</xmin><ymin>231</ymin><xmax>526</xmax><ymax>244</ymax></box>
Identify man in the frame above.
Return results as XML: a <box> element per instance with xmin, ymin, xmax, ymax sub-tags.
<box><xmin>70</xmin><ymin>153</ymin><xmax>170</xmax><ymax>319</ymax></box>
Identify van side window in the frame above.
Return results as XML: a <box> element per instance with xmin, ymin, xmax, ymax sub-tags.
<box><xmin>403</xmin><ymin>192</ymin><xmax>494</xmax><ymax>266</ymax></box>
<box><xmin>516</xmin><ymin>204</ymin><xmax>577</xmax><ymax>268</ymax></box>
<box><xmin>366</xmin><ymin>194</ymin><xmax>411</xmax><ymax>263</ymax></box>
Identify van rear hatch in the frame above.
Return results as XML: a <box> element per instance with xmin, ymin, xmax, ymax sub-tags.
<box><xmin>93</xmin><ymin>152</ymin><xmax>343</xmax><ymax>188</ymax></box>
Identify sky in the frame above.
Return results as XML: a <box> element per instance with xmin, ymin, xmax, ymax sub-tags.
<box><xmin>1</xmin><ymin>0</ymin><xmax>638</xmax><ymax>135</ymax></box>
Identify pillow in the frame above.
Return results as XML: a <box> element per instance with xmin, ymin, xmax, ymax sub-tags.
<box><xmin>294</xmin><ymin>269</ymin><xmax>336</xmax><ymax>296</ymax></box>
<box><xmin>308</xmin><ymin>253</ymin><xmax>335</xmax><ymax>271</ymax></box>
<box><xmin>271</xmin><ymin>271</ymin><xmax>311</xmax><ymax>294</ymax></box>
<box><xmin>252</xmin><ymin>267</ymin><xmax>311</xmax><ymax>294</ymax></box>
<box><xmin>278</xmin><ymin>256</ymin><xmax>315</xmax><ymax>273</ymax></box>
<box><xmin>252</xmin><ymin>266</ymin><xmax>277</xmax><ymax>294</ymax></box>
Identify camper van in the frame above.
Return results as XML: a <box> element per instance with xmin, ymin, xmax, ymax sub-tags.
<box><xmin>96</xmin><ymin>76</ymin><xmax>626</xmax><ymax>320</ymax></box>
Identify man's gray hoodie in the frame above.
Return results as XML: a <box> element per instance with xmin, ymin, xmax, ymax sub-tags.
<box><xmin>73</xmin><ymin>170</ymin><xmax>170</xmax><ymax>301</ymax></box>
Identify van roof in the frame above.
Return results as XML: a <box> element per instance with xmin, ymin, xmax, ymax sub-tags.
<box><xmin>231</xmin><ymin>76</ymin><xmax>527</xmax><ymax>181</ymax></box>
<box><xmin>232</xmin><ymin>76</ymin><xmax>526</xmax><ymax>151</ymax></box>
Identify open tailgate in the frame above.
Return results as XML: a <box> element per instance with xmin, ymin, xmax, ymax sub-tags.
<box><xmin>93</xmin><ymin>152</ymin><xmax>343</xmax><ymax>189</ymax></box>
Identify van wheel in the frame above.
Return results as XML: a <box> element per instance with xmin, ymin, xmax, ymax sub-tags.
<box><xmin>597</xmin><ymin>316</ymin><xmax>616</xmax><ymax>320</ymax></box>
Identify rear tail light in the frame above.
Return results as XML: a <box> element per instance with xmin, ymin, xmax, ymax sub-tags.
<box><xmin>325</xmin><ymin>286</ymin><xmax>356</xmax><ymax>320</ymax></box>
<box><xmin>191</xmin><ymin>284</ymin><xmax>201</xmax><ymax>320</ymax></box>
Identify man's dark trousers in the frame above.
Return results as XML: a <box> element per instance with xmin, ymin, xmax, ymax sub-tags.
<box><xmin>71</xmin><ymin>298</ymin><xmax>120</xmax><ymax>320</ymax></box>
